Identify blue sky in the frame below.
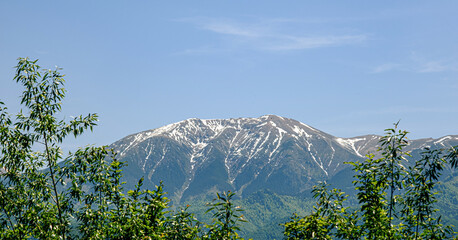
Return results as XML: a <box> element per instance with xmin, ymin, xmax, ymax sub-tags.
<box><xmin>1</xmin><ymin>1</ymin><xmax>458</xmax><ymax>150</ymax></box>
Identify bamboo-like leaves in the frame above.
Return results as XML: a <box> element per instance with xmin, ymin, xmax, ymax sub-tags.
<box><xmin>205</xmin><ymin>191</ymin><xmax>246</xmax><ymax>240</ymax></box>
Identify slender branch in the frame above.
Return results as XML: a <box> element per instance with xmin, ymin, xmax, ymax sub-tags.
<box><xmin>43</xmin><ymin>130</ymin><xmax>66</xmax><ymax>240</ymax></box>
<box><xmin>388</xmin><ymin>135</ymin><xmax>396</xmax><ymax>227</ymax></box>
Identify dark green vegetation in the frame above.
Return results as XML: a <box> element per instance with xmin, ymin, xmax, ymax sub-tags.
<box><xmin>1</xmin><ymin>58</ymin><xmax>457</xmax><ymax>239</ymax></box>
<box><xmin>182</xmin><ymin>171</ymin><xmax>458</xmax><ymax>239</ymax></box>
<box><xmin>183</xmin><ymin>190</ymin><xmax>315</xmax><ymax>239</ymax></box>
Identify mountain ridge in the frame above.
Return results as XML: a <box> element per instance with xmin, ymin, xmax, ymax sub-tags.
<box><xmin>110</xmin><ymin>115</ymin><xmax>458</xmax><ymax>203</ymax></box>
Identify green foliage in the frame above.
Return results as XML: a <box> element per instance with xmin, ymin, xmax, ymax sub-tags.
<box><xmin>181</xmin><ymin>189</ymin><xmax>315</xmax><ymax>239</ymax></box>
<box><xmin>283</xmin><ymin>183</ymin><xmax>359</xmax><ymax>240</ymax></box>
<box><xmin>284</xmin><ymin>123</ymin><xmax>458</xmax><ymax>239</ymax></box>
<box><xmin>204</xmin><ymin>191</ymin><xmax>247</xmax><ymax>240</ymax></box>
<box><xmin>379</xmin><ymin>122</ymin><xmax>409</xmax><ymax>229</ymax></box>
<box><xmin>435</xmin><ymin>175</ymin><xmax>458</xmax><ymax>229</ymax></box>
<box><xmin>3</xmin><ymin>57</ymin><xmax>458</xmax><ymax>239</ymax></box>
<box><xmin>0</xmin><ymin>58</ymin><xmax>248</xmax><ymax>240</ymax></box>
<box><xmin>284</xmin><ymin>183</ymin><xmax>339</xmax><ymax>239</ymax></box>
<box><xmin>401</xmin><ymin>148</ymin><xmax>453</xmax><ymax>239</ymax></box>
<box><xmin>0</xmin><ymin>57</ymin><xmax>98</xmax><ymax>239</ymax></box>
<box><xmin>165</xmin><ymin>206</ymin><xmax>203</xmax><ymax>239</ymax></box>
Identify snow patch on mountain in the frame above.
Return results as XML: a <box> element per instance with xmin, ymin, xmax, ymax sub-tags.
<box><xmin>110</xmin><ymin>115</ymin><xmax>458</xmax><ymax>204</ymax></box>
<box><xmin>335</xmin><ymin>137</ymin><xmax>366</xmax><ymax>157</ymax></box>
<box><xmin>434</xmin><ymin>136</ymin><xmax>452</xmax><ymax>145</ymax></box>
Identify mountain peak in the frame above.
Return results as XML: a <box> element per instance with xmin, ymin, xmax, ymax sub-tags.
<box><xmin>110</xmin><ymin>116</ymin><xmax>458</xmax><ymax>203</ymax></box>
<box><xmin>111</xmin><ymin>116</ymin><xmax>365</xmax><ymax>202</ymax></box>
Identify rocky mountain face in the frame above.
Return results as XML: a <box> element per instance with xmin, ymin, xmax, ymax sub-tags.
<box><xmin>110</xmin><ymin>115</ymin><xmax>458</xmax><ymax>203</ymax></box>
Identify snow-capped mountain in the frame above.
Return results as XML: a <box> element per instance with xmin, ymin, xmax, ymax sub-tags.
<box><xmin>110</xmin><ymin>115</ymin><xmax>458</xmax><ymax>203</ymax></box>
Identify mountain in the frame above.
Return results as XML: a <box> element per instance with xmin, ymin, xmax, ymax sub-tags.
<box><xmin>110</xmin><ymin>115</ymin><xmax>458</xmax><ymax>204</ymax></box>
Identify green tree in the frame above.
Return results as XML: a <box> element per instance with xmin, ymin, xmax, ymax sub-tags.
<box><xmin>164</xmin><ymin>205</ymin><xmax>203</xmax><ymax>240</ymax></box>
<box><xmin>0</xmin><ymin>57</ymin><xmax>248</xmax><ymax>240</ymax></box>
<box><xmin>204</xmin><ymin>191</ymin><xmax>247</xmax><ymax>240</ymax></box>
<box><xmin>284</xmin><ymin>124</ymin><xmax>457</xmax><ymax>239</ymax></box>
<box><xmin>379</xmin><ymin>122</ymin><xmax>409</xmax><ymax>230</ymax></box>
<box><xmin>0</xmin><ymin>58</ymin><xmax>170</xmax><ymax>239</ymax></box>
<box><xmin>401</xmin><ymin>148</ymin><xmax>453</xmax><ymax>239</ymax></box>
<box><xmin>0</xmin><ymin>57</ymin><xmax>98</xmax><ymax>239</ymax></box>
<box><xmin>283</xmin><ymin>182</ymin><xmax>356</xmax><ymax>240</ymax></box>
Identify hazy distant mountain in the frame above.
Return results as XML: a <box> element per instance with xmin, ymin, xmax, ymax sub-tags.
<box><xmin>110</xmin><ymin>115</ymin><xmax>458</xmax><ymax>203</ymax></box>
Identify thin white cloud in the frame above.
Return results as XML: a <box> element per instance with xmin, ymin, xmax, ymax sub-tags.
<box><xmin>372</xmin><ymin>63</ymin><xmax>402</xmax><ymax>73</ymax></box>
<box><xmin>372</xmin><ymin>58</ymin><xmax>458</xmax><ymax>74</ymax></box>
<box><xmin>417</xmin><ymin>61</ymin><xmax>456</xmax><ymax>73</ymax></box>
<box><xmin>177</xmin><ymin>18</ymin><xmax>367</xmax><ymax>53</ymax></box>
<box><xmin>267</xmin><ymin>35</ymin><xmax>367</xmax><ymax>51</ymax></box>
<box><xmin>201</xmin><ymin>22</ymin><xmax>262</xmax><ymax>38</ymax></box>
<box><xmin>411</xmin><ymin>52</ymin><xmax>458</xmax><ymax>73</ymax></box>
